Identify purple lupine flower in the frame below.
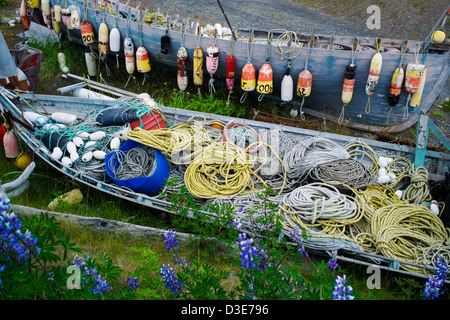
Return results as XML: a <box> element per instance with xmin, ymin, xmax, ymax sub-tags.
<box><xmin>127</xmin><ymin>277</ymin><xmax>140</xmax><ymax>290</ymax></box>
<box><xmin>289</xmin><ymin>228</ymin><xmax>308</xmax><ymax>257</ymax></box>
<box><xmin>238</xmin><ymin>233</ymin><xmax>259</xmax><ymax>270</ymax></box>
<box><xmin>435</xmin><ymin>256</ymin><xmax>449</xmax><ymax>281</ymax></box>
<box><xmin>327</xmin><ymin>257</ymin><xmax>339</xmax><ymax>271</ymax></box>
<box><xmin>163</xmin><ymin>230</ymin><xmax>179</xmax><ymax>253</ymax></box>
<box><xmin>230</xmin><ymin>219</ymin><xmax>243</xmax><ymax>231</ymax></box>
<box><xmin>160</xmin><ymin>264</ymin><xmax>183</xmax><ymax>297</ymax></box>
<box><xmin>332</xmin><ymin>275</ymin><xmax>354</xmax><ymax>300</ymax></box>
<box><xmin>423</xmin><ymin>275</ymin><xmax>444</xmax><ymax>300</ymax></box>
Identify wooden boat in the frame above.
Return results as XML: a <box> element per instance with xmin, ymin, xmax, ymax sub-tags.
<box><xmin>1</xmin><ymin>84</ymin><xmax>449</xmax><ymax>281</ymax></box>
<box><xmin>42</xmin><ymin>0</ymin><xmax>450</xmax><ymax>133</ymax></box>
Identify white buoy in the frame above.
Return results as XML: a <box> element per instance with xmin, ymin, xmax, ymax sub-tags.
<box><xmin>51</xmin><ymin>112</ymin><xmax>77</xmax><ymax>124</ymax></box>
<box><xmin>89</xmin><ymin>131</ymin><xmax>107</xmax><ymax>141</ymax></box>
<box><xmin>110</xmin><ymin>137</ymin><xmax>120</xmax><ymax>150</ymax></box>
<box><xmin>72</xmin><ymin>88</ymin><xmax>115</xmax><ymax>101</ymax></box>
<box><xmin>378</xmin><ymin>167</ymin><xmax>387</xmax><ymax>177</ymax></box>
<box><xmin>281</xmin><ymin>74</ymin><xmax>293</xmax><ymax>102</ymax></box>
<box><xmin>76</xmin><ymin>131</ymin><xmax>90</xmax><ymax>140</ymax></box>
<box><xmin>66</xmin><ymin>141</ymin><xmax>77</xmax><ymax>155</ymax></box>
<box><xmin>430</xmin><ymin>201</ymin><xmax>440</xmax><ymax>215</ymax></box>
<box><xmin>110</xmin><ymin>27</ymin><xmax>121</xmax><ymax>53</ymax></box>
<box><xmin>51</xmin><ymin>147</ymin><xmax>63</xmax><ymax>161</ymax></box>
<box><xmin>61</xmin><ymin>156</ymin><xmax>72</xmax><ymax>167</ymax></box>
<box><xmin>82</xmin><ymin>151</ymin><xmax>93</xmax><ymax>162</ymax></box>
<box><xmin>395</xmin><ymin>190</ymin><xmax>403</xmax><ymax>199</ymax></box>
<box><xmin>84</xmin><ymin>48</ymin><xmax>97</xmax><ymax>77</ymax></box>
<box><xmin>377</xmin><ymin>175</ymin><xmax>391</xmax><ymax>184</ymax></box>
<box><xmin>93</xmin><ymin>150</ymin><xmax>106</xmax><ymax>160</ymax></box>
<box><xmin>73</xmin><ymin>136</ymin><xmax>84</xmax><ymax>148</ymax></box>
<box><xmin>70</xmin><ymin>152</ymin><xmax>79</xmax><ymax>162</ymax></box>
<box><xmin>378</xmin><ymin>156</ymin><xmax>388</xmax><ymax>168</ymax></box>
<box><xmin>85</xmin><ymin>141</ymin><xmax>96</xmax><ymax>149</ymax></box>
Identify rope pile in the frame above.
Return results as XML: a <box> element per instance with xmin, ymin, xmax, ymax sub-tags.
<box><xmin>370</xmin><ymin>204</ymin><xmax>449</xmax><ymax>274</ymax></box>
<box><xmin>312</xmin><ymin>158</ymin><xmax>376</xmax><ymax>189</ymax></box>
<box><xmin>110</xmin><ymin>145</ymin><xmax>157</xmax><ymax>180</ymax></box>
<box><xmin>283</xmin><ymin>137</ymin><xmax>350</xmax><ymax>182</ymax></box>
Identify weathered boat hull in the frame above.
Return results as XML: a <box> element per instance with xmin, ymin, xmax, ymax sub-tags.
<box><xmin>1</xmin><ymin>91</ymin><xmax>449</xmax><ymax>281</ymax></box>
<box><xmin>54</xmin><ymin>0</ymin><xmax>450</xmax><ymax>133</ymax></box>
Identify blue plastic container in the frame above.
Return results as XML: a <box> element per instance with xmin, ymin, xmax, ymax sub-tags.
<box><xmin>105</xmin><ymin>140</ymin><xmax>170</xmax><ymax>196</ymax></box>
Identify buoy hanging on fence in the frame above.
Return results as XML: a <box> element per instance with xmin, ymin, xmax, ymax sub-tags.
<box><xmin>206</xmin><ymin>42</ymin><xmax>219</xmax><ymax>97</ymax></box>
<box><xmin>84</xmin><ymin>47</ymin><xmax>97</xmax><ymax>77</ymax></box>
<box><xmin>388</xmin><ymin>67</ymin><xmax>404</xmax><ymax>107</ymax></box>
<box><xmin>240</xmin><ymin>29</ymin><xmax>256</xmax><ymax>103</ymax></box>
<box><xmin>98</xmin><ymin>22</ymin><xmax>109</xmax><ymax>61</ymax></box>
<box><xmin>70</xmin><ymin>6</ymin><xmax>80</xmax><ymax>29</ymax></box>
<box><xmin>161</xmin><ymin>19</ymin><xmax>171</xmax><ymax>54</ymax></box>
<box><xmin>62</xmin><ymin>7</ymin><xmax>70</xmax><ymax>26</ymax></box>
<box><xmin>256</xmin><ymin>32</ymin><xmax>274</xmax><ymax>102</ymax></box>
<box><xmin>193</xmin><ymin>24</ymin><xmax>204</xmax><ymax>95</ymax></box>
<box><xmin>41</xmin><ymin>0</ymin><xmax>51</xmax><ymax>28</ymax></box>
<box><xmin>123</xmin><ymin>37</ymin><xmax>135</xmax><ymax>88</ymax></box>
<box><xmin>410</xmin><ymin>67</ymin><xmax>427</xmax><ymax>107</ymax></box>
<box><xmin>54</xmin><ymin>4</ymin><xmax>62</xmax><ymax>22</ymax></box>
<box><xmin>365</xmin><ymin>38</ymin><xmax>382</xmax><ymax>114</ymax></box>
<box><xmin>27</xmin><ymin>0</ymin><xmax>39</xmax><ymax>9</ymax></box>
<box><xmin>388</xmin><ymin>41</ymin><xmax>407</xmax><ymax>107</ymax></box>
<box><xmin>110</xmin><ymin>27</ymin><xmax>121</xmax><ymax>68</ymax></box>
<box><xmin>51</xmin><ymin>8</ymin><xmax>61</xmax><ymax>35</ymax></box>
<box><xmin>136</xmin><ymin>45</ymin><xmax>151</xmax><ymax>85</ymax></box>
<box><xmin>80</xmin><ymin>20</ymin><xmax>95</xmax><ymax>46</ymax></box>
<box><xmin>20</xmin><ymin>0</ymin><xmax>29</xmax><ymax>29</ymax></box>
<box><xmin>226</xmin><ymin>54</ymin><xmax>236</xmax><ymax>105</ymax></box>
<box><xmin>403</xmin><ymin>42</ymin><xmax>425</xmax><ymax>118</ymax></box>
<box><xmin>177</xmin><ymin>46</ymin><xmax>188</xmax><ymax>91</ymax></box>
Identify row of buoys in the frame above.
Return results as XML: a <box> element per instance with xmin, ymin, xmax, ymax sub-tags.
<box><xmin>27</xmin><ymin>1</ymin><xmax>435</xmax><ymax>118</ymax></box>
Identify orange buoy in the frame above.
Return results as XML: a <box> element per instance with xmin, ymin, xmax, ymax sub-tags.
<box><xmin>297</xmin><ymin>69</ymin><xmax>312</xmax><ymax>97</ymax></box>
<box><xmin>342</xmin><ymin>63</ymin><xmax>357</xmax><ymax>105</ymax></box>
<box><xmin>256</xmin><ymin>62</ymin><xmax>273</xmax><ymax>96</ymax></box>
<box><xmin>241</xmin><ymin>62</ymin><xmax>256</xmax><ymax>92</ymax></box>
<box><xmin>405</xmin><ymin>63</ymin><xmax>425</xmax><ymax>94</ymax></box>
<box><xmin>136</xmin><ymin>46</ymin><xmax>151</xmax><ymax>73</ymax></box>
<box><xmin>124</xmin><ymin>37</ymin><xmax>135</xmax><ymax>75</ymax></box>
<box><xmin>388</xmin><ymin>67</ymin><xmax>404</xmax><ymax>106</ymax></box>
<box><xmin>80</xmin><ymin>20</ymin><xmax>95</xmax><ymax>46</ymax></box>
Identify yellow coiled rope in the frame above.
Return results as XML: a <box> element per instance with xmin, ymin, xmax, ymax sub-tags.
<box><xmin>184</xmin><ymin>140</ymin><xmax>287</xmax><ymax>199</ymax></box>
<box><xmin>370</xmin><ymin>203</ymin><xmax>449</xmax><ymax>274</ymax></box>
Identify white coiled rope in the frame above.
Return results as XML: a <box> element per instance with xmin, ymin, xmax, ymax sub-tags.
<box><xmin>279</xmin><ymin>182</ymin><xmax>357</xmax><ymax>224</ymax></box>
<box><xmin>283</xmin><ymin>137</ymin><xmax>350</xmax><ymax>181</ymax></box>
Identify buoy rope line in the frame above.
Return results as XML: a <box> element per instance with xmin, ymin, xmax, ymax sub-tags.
<box><xmin>109</xmin><ymin>145</ymin><xmax>157</xmax><ymax>180</ymax></box>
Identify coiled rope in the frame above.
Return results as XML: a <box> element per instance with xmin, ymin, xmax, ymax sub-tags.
<box><xmin>110</xmin><ymin>145</ymin><xmax>157</xmax><ymax>180</ymax></box>
<box><xmin>278</xmin><ymin>182</ymin><xmax>358</xmax><ymax>224</ymax></box>
<box><xmin>283</xmin><ymin>136</ymin><xmax>350</xmax><ymax>181</ymax></box>
<box><xmin>312</xmin><ymin>158</ymin><xmax>376</xmax><ymax>190</ymax></box>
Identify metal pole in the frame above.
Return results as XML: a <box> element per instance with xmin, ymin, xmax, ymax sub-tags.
<box><xmin>216</xmin><ymin>0</ymin><xmax>237</xmax><ymax>41</ymax></box>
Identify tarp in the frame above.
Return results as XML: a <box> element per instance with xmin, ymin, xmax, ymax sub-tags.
<box><xmin>0</xmin><ymin>31</ymin><xmax>18</xmax><ymax>79</ymax></box>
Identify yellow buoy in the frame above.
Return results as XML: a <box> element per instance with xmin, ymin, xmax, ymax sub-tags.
<box><xmin>16</xmin><ymin>153</ymin><xmax>32</xmax><ymax>171</ymax></box>
<box><xmin>48</xmin><ymin>188</ymin><xmax>83</xmax><ymax>210</ymax></box>
<box><xmin>431</xmin><ymin>29</ymin><xmax>446</xmax><ymax>43</ymax></box>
